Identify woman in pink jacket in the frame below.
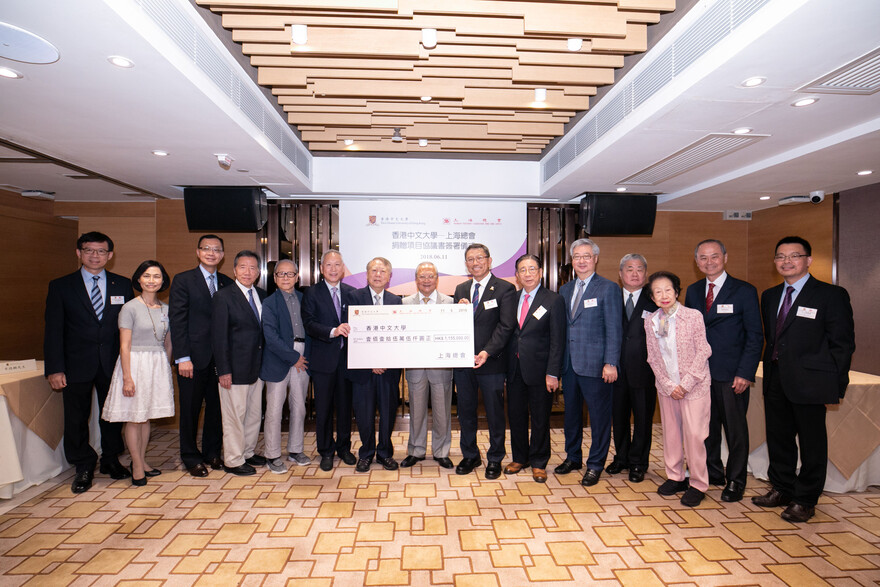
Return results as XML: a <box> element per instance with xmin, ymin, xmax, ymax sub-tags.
<box><xmin>644</xmin><ymin>271</ymin><xmax>712</xmax><ymax>507</ymax></box>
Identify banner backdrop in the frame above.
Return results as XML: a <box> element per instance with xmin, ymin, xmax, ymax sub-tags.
<box><xmin>339</xmin><ymin>200</ymin><xmax>527</xmax><ymax>294</ymax></box>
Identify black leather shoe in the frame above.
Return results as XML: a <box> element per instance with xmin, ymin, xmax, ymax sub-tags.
<box><xmin>657</xmin><ymin>478</ymin><xmax>689</xmax><ymax>496</ymax></box>
<box><xmin>338</xmin><ymin>451</ymin><xmax>357</xmax><ymax>466</ymax></box>
<box><xmin>456</xmin><ymin>457</ymin><xmax>482</xmax><ymax>475</ymax></box>
<box><xmin>434</xmin><ymin>457</ymin><xmax>454</xmax><ymax>469</ymax></box>
<box><xmin>356</xmin><ymin>458</ymin><xmax>372</xmax><ymax>473</ymax></box>
<box><xmin>721</xmin><ymin>481</ymin><xmax>745</xmax><ymax>503</ymax></box>
<box><xmin>605</xmin><ymin>461</ymin><xmax>627</xmax><ymax>474</ymax></box>
<box><xmin>554</xmin><ymin>459</ymin><xmax>582</xmax><ymax>475</ymax></box>
<box><xmin>207</xmin><ymin>457</ymin><xmax>224</xmax><ymax>470</ymax></box>
<box><xmin>680</xmin><ymin>487</ymin><xmax>705</xmax><ymax>507</ymax></box>
<box><xmin>245</xmin><ymin>454</ymin><xmax>267</xmax><ymax>467</ymax></box>
<box><xmin>781</xmin><ymin>503</ymin><xmax>815</xmax><ymax>523</ymax></box>
<box><xmin>187</xmin><ymin>463</ymin><xmax>210</xmax><ymax>477</ymax></box>
<box><xmin>100</xmin><ymin>461</ymin><xmax>131</xmax><ymax>480</ymax></box>
<box><xmin>752</xmin><ymin>488</ymin><xmax>791</xmax><ymax>508</ymax></box>
<box><xmin>581</xmin><ymin>468</ymin><xmax>602</xmax><ymax>486</ymax></box>
<box><xmin>709</xmin><ymin>475</ymin><xmax>726</xmax><ymax>486</ymax></box>
<box><xmin>224</xmin><ymin>463</ymin><xmax>256</xmax><ymax>476</ymax></box>
<box><xmin>131</xmin><ymin>475</ymin><xmax>147</xmax><ymax>487</ymax></box>
<box><xmin>485</xmin><ymin>461</ymin><xmax>502</xmax><ymax>480</ymax></box>
<box><xmin>145</xmin><ymin>468</ymin><xmax>161</xmax><ymax>477</ymax></box>
<box><xmin>377</xmin><ymin>456</ymin><xmax>399</xmax><ymax>471</ymax></box>
<box><xmin>71</xmin><ymin>469</ymin><xmax>94</xmax><ymax>494</ymax></box>
<box><xmin>319</xmin><ymin>455</ymin><xmax>334</xmax><ymax>472</ymax></box>
<box><xmin>401</xmin><ymin>455</ymin><xmax>425</xmax><ymax>468</ymax></box>
<box><xmin>628</xmin><ymin>468</ymin><xmax>645</xmax><ymax>483</ymax></box>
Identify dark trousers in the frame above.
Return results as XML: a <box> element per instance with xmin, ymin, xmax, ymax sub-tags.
<box><xmin>177</xmin><ymin>362</ymin><xmax>223</xmax><ymax>467</ymax></box>
<box><xmin>561</xmin><ymin>371</ymin><xmax>612</xmax><ymax>470</ymax></box>
<box><xmin>65</xmin><ymin>372</ymin><xmax>124</xmax><ymax>471</ymax></box>
<box><xmin>507</xmin><ymin>364</ymin><xmax>553</xmax><ymax>469</ymax></box>
<box><xmin>705</xmin><ymin>378</ymin><xmax>750</xmax><ymax>485</ymax></box>
<box><xmin>352</xmin><ymin>373</ymin><xmax>399</xmax><ymax>460</ymax></box>
<box><xmin>312</xmin><ymin>366</ymin><xmax>352</xmax><ymax>458</ymax></box>
<box><xmin>454</xmin><ymin>369</ymin><xmax>506</xmax><ymax>462</ymax></box>
<box><xmin>610</xmin><ymin>372</ymin><xmax>655</xmax><ymax>470</ymax></box>
<box><xmin>764</xmin><ymin>367</ymin><xmax>828</xmax><ymax>506</ymax></box>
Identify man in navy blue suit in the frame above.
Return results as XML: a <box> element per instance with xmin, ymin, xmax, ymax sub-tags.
<box><xmin>684</xmin><ymin>239</ymin><xmax>762</xmax><ymax>502</ymax></box>
<box><xmin>556</xmin><ymin>238</ymin><xmax>623</xmax><ymax>486</ymax></box>
<box><xmin>347</xmin><ymin>257</ymin><xmax>402</xmax><ymax>472</ymax></box>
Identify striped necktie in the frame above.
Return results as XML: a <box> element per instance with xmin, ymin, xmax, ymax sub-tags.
<box><xmin>90</xmin><ymin>275</ymin><xmax>104</xmax><ymax>320</ymax></box>
<box><xmin>208</xmin><ymin>274</ymin><xmax>216</xmax><ymax>297</ymax></box>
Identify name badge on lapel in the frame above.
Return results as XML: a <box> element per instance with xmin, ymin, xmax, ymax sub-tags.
<box><xmin>110</xmin><ymin>296</ymin><xmax>125</xmax><ymax>305</ymax></box>
<box><xmin>532</xmin><ymin>306</ymin><xmax>547</xmax><ymax>320</ymax></box>
<box><xmin>483</xmin><ymin>299</ymin><xmax>498</xmax><ymax>310</ymax></box>
<box><xmin>583</xmin><ymin>298</ymin><xmax>598</xmax><ymax>308</ymax></box>
<box><xmin>796</xmin><ymin>306</ymin><xmax>817</xmax><ymax>319</ymax></box>
<box><xmin>717</xmin><ymin>304</ymin><xmax>734</xmax><ymax>314</ymax></box>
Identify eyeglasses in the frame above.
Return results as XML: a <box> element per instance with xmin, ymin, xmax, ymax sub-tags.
<box><xmin>465</xmin><ymin>255</ymin><xmax>488</xmax><ymax>263</ymax></box>
<box><xmin>274</xmin><ymin>271</ymin><xmax>297</xmax><ymax>278</ymax></box>
<box><xmin>80</xmin><ymin>248</ymin><xmax>109</xmax><ymax>256</ymax></box>
<box><xmin>572</xmin><ymin>254</ymin><xmax>594</xmax><ymax>262</ymax></box>
<box><xmin>199</xmin><ymin>246</ymin><xmax>223</xmax><ymax>253</ymax></box>
<box><xmin>416</xmin><ymin>274</ymin><xmax>436</xmax><ymax>280</ymax></box>
<box><xmin>517</xmin><ymin>267</ymin><xmax>540</xmax><ymax>275</ymax></box>
<box><xmin>774</xmin><ymin>253</ymin><xmax>808</xmax><ymax>262</ymax></box>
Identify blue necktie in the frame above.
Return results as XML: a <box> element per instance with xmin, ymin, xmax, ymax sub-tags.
<box><xmin>472</xmin><ymin>282</ymin><xmax>481</xmax><ymax>313</ymax></box>
<box><xmin>90</xmin><ymin>275</ymin><xmax>104</xmax><ymax>320</ymax></box>
<box><xmin>207</xmin><ymin>274</ymin><xmax>216</xmax><ymax>297</ymax></box>
<box><xmin>248</xmin><ymin>289</ymin><xmax>260</xmax><ymax>321</ymax></box>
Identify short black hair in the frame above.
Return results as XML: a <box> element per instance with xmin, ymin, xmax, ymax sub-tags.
<box><xmin>77</xmin><ymin>231</ymin><xmax>114</xmax><ymax>252</ymax></box>
<box><xmin>515</xmin><ymin>253</ymin><xmax>542</xmax><ymax>271</ymax></box>
<box><xmin>234</xmin><ymin>250</ymin><xmax>261</xmax><ymax>266</ymax></box>
<box><xmin>464</xmin><ymin>243</ymin><xmax>490</xmax><ymax>259</ymax></box>
<box><xmin>647</xmin><ymin>271</ymin><xmax>681</xmax><ymax>297</ymax></box>
<box><xmin>775</xmin><ymin>236</ymin><xmax>811</xmax><ymax>257</ymax></box>
<box><xmin>131</xmin><ymin>260</ymin><xmax>170</xmax><ymax>293</ymax></box>
<box><xmin>198</xmin><ymin>234</ymin><xmax>224</xmax><ymax>249</ymax></box>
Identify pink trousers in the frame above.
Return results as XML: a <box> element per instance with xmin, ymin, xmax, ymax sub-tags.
<box><xmin>657</xmin><ymin>392</ymin><xmax>710</xmax><ymax>492</ymax></box>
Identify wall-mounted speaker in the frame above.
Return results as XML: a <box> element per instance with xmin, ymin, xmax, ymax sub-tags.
<box><xmin>183</xmin><ymin>186</ymin><xmax>267</xmax><ymax>232</ymax></box>
<box><xmin>578</xmin><ymin>192</ymin><xmax>657</xmax><ymax>236</ymax></box>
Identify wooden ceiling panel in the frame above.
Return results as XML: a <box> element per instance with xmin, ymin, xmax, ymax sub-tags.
<box><xmin>200</xmin><ymin>0</ymin><xmax>674</xmax><ymax>154</ymax></box>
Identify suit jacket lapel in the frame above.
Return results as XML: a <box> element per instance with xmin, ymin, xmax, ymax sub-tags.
<box><xmin>572</xmin><ymin>275</ymin><xmax>598</xmax><ymax>321</ymax></box>
<box><xmin>235</xmin><ymin>286</ymin><xmax>261</xmax><ymax>326</ymax></box>
<box><xmin>779</xmin><ymin>276</ymin><xmax>815</xmax><ymax>336</ymax></box>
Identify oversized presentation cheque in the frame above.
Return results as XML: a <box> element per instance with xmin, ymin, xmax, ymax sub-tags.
<box><xmin>347</xmin><ymin>303</ymin><xmax>475</xmax><ymax>369</ymax></box>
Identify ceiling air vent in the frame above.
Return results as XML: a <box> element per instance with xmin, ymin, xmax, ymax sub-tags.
<box><xmin>800</xmin><ymin>46</ymin><xmax>880</xmax><ymax>95</ymax></box>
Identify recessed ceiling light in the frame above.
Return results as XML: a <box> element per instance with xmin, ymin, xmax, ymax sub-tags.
<box><xmin>0</xmin><ymin>66</ymin><xmax>23</xmax><ymax>79</ymax></box>
<box><xmin>792</xmin><ymin>97</ymin><xmax>818</xmax><ymax>107</ymax></box>
<box><xmin>759</xmin><ymin>195</ymin><xmax>771</xmax><ymax>200</ymax></box>
<box><xmin>344</xmin><ymin>139</ymin><xmax>354</xmax><ymax>146</ymax></box>
<box><xmin>151</xmin><ymin>150</ymin><xmax>168</xmax><ymax>157</ymax></box>
<box><xmin>418</xmin><ymin>138</ymin><xmax>428</xmax><ymax>147</ymax></box>
<box><xmin>534</xmin><ymin>88</ymin><xmax>547</xmax><ymax>102</ymax></box>
<box><xmin>857</xmin><ymin>170</ymin><xmax>873</xmax><ymax>176</ymax></box>
<box><xmin>616</xmin><ymin>187</ymin><xmax>627</xmax><ymax>192</ymax></box>
<box><xmin>732</xmin><ymin>127</ymin><xmax>752</xmax><ymax>135</ymax></box>
<box><xmin>421</xmin><ymin>28</ymin><xmax>437</xmax><ymax>50</ymax></box>
<box><xmin>567</xmin><ymin>38</ymin><xmax>583</xmax><ymax>52</ymax></box>
<box><xmin>108</xmin><ymin>55</ymin><xmax>134</xmax><ymax>68</ymax></box>
<box><xmin>291</xmin><ymin>24</ymin><xmax>307</xmax><ymax>45</ymax></box>
<box><xmin>420</xmin><ymin>96</ymin><xmax>432</xmax><ymax>102</ymax></box>
<box><xmin>741</xmin><ymin>76</ymin><xmax>765</xmax><ymax>88</ymax></box>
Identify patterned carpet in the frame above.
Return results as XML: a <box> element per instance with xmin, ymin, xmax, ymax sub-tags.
<box><xmin>1</xmin><ymin>427</ymin><xmax>879</xmax><ymax>586</ymax></box>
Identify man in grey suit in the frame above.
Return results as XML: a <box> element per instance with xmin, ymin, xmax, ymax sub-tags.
<box><xmin>401</xmin><ymin>262</ymin><xmax>455</xmax><ymax>469</ymax></box>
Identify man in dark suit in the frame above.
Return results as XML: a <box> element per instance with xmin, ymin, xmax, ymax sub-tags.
<box><xmin>169</xmin><ymin>234</ymin><xmax>233</xmax><ymax>477</ymax></box>
<box><xmin>453</xmin><ymin>243</ymin><xmax>516</xmax><ymax>479</ymax></box>
<box><xmin>754</xmin><ymin>236</ymin><xmax>855</xmax><ymax>522</ymax></box>
<box><xmin>684</xmin><ymin>239</ymin><xmax>762</xmax><ymax>502</ymax></box>
<box><xmin>212</xmin><ymin>250</ymin><xmax>267</xmax><ymax>476</ymax></box>
<box><xmin>606</xmin><ymin>254</ymin><xmax>657</xmax><ymax>484</ymax></box>
<box><xmin>504</xmin><ymin>254</ymin><xmax>565</xmax><ymax>483</ymax></box>
<box><xmin>44</xmin><ymin>231</ymin><xmax>134</xmax><ymax>493</ymax></box>
<box><xmin>557</xmin><ymin>238</ymin><xmax>623</xmax><ymax>486</ymax></box>
<box><xmin>347</xmin><ymin>257</ymin><xmax>402</xmax><ymax>472</ymax></box>
<box><xmin>301</xmin><ymin>250</ymin><xmax>357</xmax><ymax>472</ymax></box>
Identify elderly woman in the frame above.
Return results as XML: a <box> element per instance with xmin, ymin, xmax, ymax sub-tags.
<box><xmin>644</xmin><ymin>271</ymin><xmax>712</xmax><ymax>507</ymax></box>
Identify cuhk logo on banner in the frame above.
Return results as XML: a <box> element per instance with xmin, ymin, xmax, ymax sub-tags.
<box><xmin>368</xmin><ymin>215</ymin><xmax>376</xmax><ymax>225</ymax></box>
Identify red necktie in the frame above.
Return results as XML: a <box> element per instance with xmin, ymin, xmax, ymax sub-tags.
<box><xmin>519</xmin><ymin>293</ymin><xmax>530</xmax><ymax>328</ymax></box>
<box><xmin>705</xmin><ymin>282</ymin><xmax>715</xmax><ymax>313</ymax></box>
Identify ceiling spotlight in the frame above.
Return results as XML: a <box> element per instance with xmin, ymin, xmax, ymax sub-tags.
<box><xmin>534</xmin><ymin>88</ymin><xmax>547</xmax><ymax>102</ymax></box>
<box><xmin>391</xmin><ymin>128</ymin><xmax>403</xmax><ymax>143</ymax></box>
<box><xmin>616</xmin><ymin>187</ymin><xmax>627</xmax><ymax>192</ymax></box>
<box><xmin>344</xmin><ymin>139</ymin><xmax>354</xmax><ymax>146</ymax></box>
<box><xmin>732</xmin><ymin>127</ymin><xmax>752</xmax><ymax>135</ymax></box>
<box><xmin>420</xmin><ymin>96</ymin><xmax>432</xmax><ymax>102</ymax></box>
<box><xmin>567</xmin><ymin>38</ymin><xmax>583</xmax><ymax>52</ymax></box>
<box><xmin>418</xmin><ymin>138</ymin><xmax>428</xmax><ymax>147</ymax></box>
<box><xmin>151</xmin><ymin>150</ymin><xmax>169</xmax><ymax>157</ymax></box>
<box><xmin>421</xmin><ymin>28</ymin><xmax>437</xmax><ymax>49</ymax></box>
<box><xmin>857</xmin><ymin>170</ymin><xmax>873</xmax><ymax>176</ymax></box>
<box><xmin>216</xmin><ymin>154</ymin><xmax>233</xmax><ymax>169</ymax></box>
<box><xmin>0</xmin><ymin>66</ymin><xmax>23</xmax><ymax>79</ymax></box>
<box><xmin>108</xmin><ymin>55</ymin><xmax>134</xmax><ymax>68</ymax></box>
<box><xmin>291</xmin><ymin>24</ymin><xmax>308</xmax><ymax>45</ymax></box>
<box><xmin>759</xmin><ymin>195</ymin><xmax>771</xmax><ymax>200</ymax></box>
<box><xmin>741</xmin><ymin>76</ymin><xmax>765</xmax><ymax>88</ymax></box>
<box><xmin>792</xmin><ymin>97</ymin><xmax>818</xmax><ymax>107</ymax></box>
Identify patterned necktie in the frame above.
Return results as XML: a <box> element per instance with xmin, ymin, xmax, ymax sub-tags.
<box><xmin>207</xmin><ymin>274</ymin><xmax>216</xmax><ymax>297</ymax></box>
<box><xmin>331</xmin><ymin>286</ymin><xmax>341</xmax><ymax>321</ymax></box>
<box><xmin>571</xmin><ymin>280</ymin><xmax>584</xmax><ymax>319</ymax></box>
<box><xmin>374</xmin><ymin>293</ymin><xmax>381</xmax><ymax>305</ymax></box>
<box><xmin>772</xmin><ymin>285</ymin><xmax>795</xmax><ymax>360</ymax></box>
<box><xmin>625</xmin><ymin>292</ymin><xmax>634</xmax><ymax>320</ymax></box>
<box><xmin>472</xmin><ymin>282</ymin><xmax>481</xmax><ymax>313</ymax></box>
<box><xmin>248</xmin><ymin>289</ymin><xmax>260</xmax><ymax>321</ymax></box>
<box><xmin>706</xmin><ymin>282</ymin><xmax>715</xmax><ymax>313</ymax></box>
<box><xmin>422</xmin><ymin>296</ymin><xmax>430</xmax><ymax>304</ymax></box>
<box><xmin>90</xmin><ymin>275</ymin><xmax>103</xmax><ymax>320</ymax></box>
<box><xmin>519</xmin><ymin>292</ymin><xmax>530</xmax><ymax>328</ymax></box>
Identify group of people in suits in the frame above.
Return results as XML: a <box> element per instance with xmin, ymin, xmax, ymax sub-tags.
<box><xmin>44</xmin><ymin>231</ymin><xmax>855</xmax><ymax>521</ymax></box>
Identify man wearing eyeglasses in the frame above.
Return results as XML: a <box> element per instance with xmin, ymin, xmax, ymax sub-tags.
<box><xmin>260</xmin><ymin>259</ymin><xmax>310</xmax><ymax>474</ymax></box>
<box><xmin>169</xmin><ymin>235</ymin><xmax>233</xmax><ymax>477</ymax></box>
<box><xmin>45</xmin><ymin>231</ymin><xmax>134</xmax><ymax>493</ymax></box>
<box><xmin>453</xmin><ymin>244</ymin><xmax>516</xmax><ymax>479</ymax></box>
<box><xmin>754</xmin><ymin>236</ymin><xmax>855</xmax><ymax>523</ymax></box>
